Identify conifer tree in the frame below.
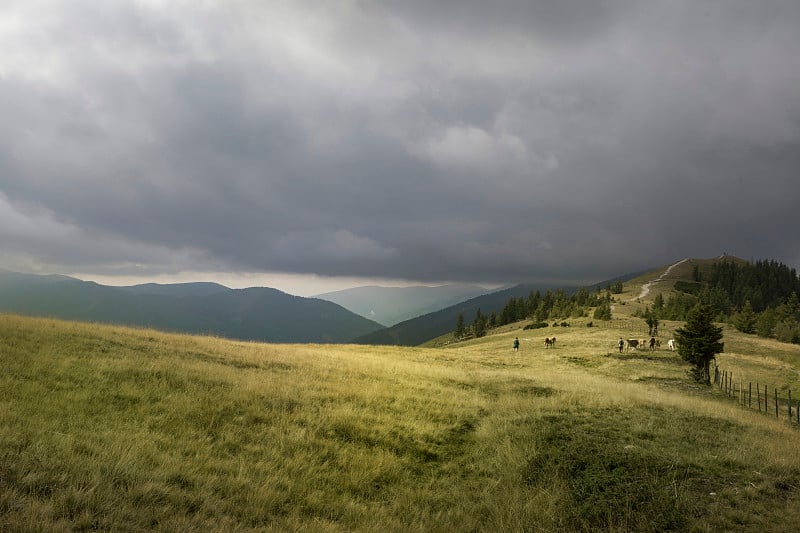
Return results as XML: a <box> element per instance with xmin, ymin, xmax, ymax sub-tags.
<box><xmin>473</xmin><ymin>308</ymin><xmax>487</xmax><ymax>338</ymax></box>
<box><xmin>653</xmin><ymin>292</ymin><xmax>664</xmax><ymax>312</ymax></box>
<box><xmin>455</xmin><ymin>313</ymin><xmax>465</xmax><ymax>339</ymax></box>
<box><xmin>675</xmin><ymin>303</ymin><xmax>724</xmax><ymax>384</ymax></box>
<box><xmin>755</xmin><ymin>308</ymin><xmax>777</xmax><ymax>338</ymax></box>
<box><xmin>733</xmin><ymin>300</ymin><xmax>756</xmax><ymax>334</ymax></box>
<box><xmin>593</xmin><ymin>301</ymin><xmax>611</xmax><ymax>321</ymax></box>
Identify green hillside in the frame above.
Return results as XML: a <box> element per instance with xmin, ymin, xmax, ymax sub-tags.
<box><xmin>2</xmin><ymin>270</ymin><xmax>799</xmax><ymax>532</ymax></box>
<box><xmin>0</xmin><ymin>271</ymin><xmax>384</xmax><ymax>343</ymax></box>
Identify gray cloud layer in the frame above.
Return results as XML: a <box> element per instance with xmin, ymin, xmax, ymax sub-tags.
<box><xmin>2</xmin><ymin>1</ymin><xmax>799</xmax><ymax>286</ymax></box>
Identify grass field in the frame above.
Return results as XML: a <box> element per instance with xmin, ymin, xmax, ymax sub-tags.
<box><xmin>2</xmin><ymin>297</ymin><xmax>799</xmax><ymax>531</ymax></box>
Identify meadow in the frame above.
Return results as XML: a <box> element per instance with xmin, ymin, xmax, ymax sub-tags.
<box><xmin>1</xmin><ymin>308</ymin><xmax>799</xmax><ymax>532</ymax></box>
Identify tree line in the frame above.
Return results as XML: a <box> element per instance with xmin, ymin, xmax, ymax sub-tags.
<box><xmin>454</xmin><ymin>283</ymin><xmax>621</xmax><ymax>339</ymax></box>
<box><xmin>639</xmin><ymin>258</ymin><xmax>800</xmax><ymax>344</ymax></box>
<box><xmin>454</xmin><ymin>258</ymin><xmax>800</xmax><ymax>345</ymax></box>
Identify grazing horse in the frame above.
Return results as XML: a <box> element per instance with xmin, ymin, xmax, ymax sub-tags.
<box><xmin>544</xmin><ymin>337</ymin><xmax>553</xmax><ymax>348</ymax></box>
<box><xmin>551</xmin><ymin>337</ymin><xmax>556</xmax><ymax>347</ymax></box>
<box><xmin>626</xmin><ymin>339</ymin><xmax>639</xmax><ymax>351</ymax></box>
<box><xmin>667</xmin><ymin>339</ymin><xmax>676</xmax><ymax>351</ymax></box>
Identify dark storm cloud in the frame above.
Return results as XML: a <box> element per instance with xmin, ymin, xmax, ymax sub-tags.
<box><xmin>1</xmin><ymin>0</ymin><xmax>799</xmax><ymax>286</ymax></box>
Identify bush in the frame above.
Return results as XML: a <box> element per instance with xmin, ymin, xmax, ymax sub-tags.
<box><xmin>523</xmin><ymin>321</ymin><xmax>549</xmax><ymax>330</ymax></box>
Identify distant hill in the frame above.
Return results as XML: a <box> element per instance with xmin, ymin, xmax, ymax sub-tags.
<box><xmin>314</xmin><ymin>284</ymin><xmax>494</xmax><ymax>326</ymax></box>
<box><xmin>0</xmin><ymin>270</ymin><xmax>384</xmax><ymax>343</ymax></box>
<box><xmin>351</xmin><ymin>271</ymin><xmax>648</xmax><ymax>346</ymax></box>
<box><xmin>350</xmin><ymin>283</ymin><xmax>559</xmax><ymax>346</ymax></box>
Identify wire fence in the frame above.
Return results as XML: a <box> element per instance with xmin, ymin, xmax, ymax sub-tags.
<box><xmin>713</xmin><ymin>362</ymin><xmax>799</xmax><ymax>427</ymax></box>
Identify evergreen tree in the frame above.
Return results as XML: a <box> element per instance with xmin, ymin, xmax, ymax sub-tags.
<box><xmin>653</xmin><ymin>292</ymin><xmax>664</xmax><ymax>313</ymax></box>
<box><xmin>692</xmin><ymin>265</ymin><xmax>702</xmax><ymax>282</ymax></box>
<box><xmin>774</xmin><ymin>318</ymin><xmax>800</xmax><ymax>344</ymax></box>
<box><xmin>473</xmin><ymin>308</ymin><xmax>487</xmax><ymax>338</ymax></box>
<box><xmin>593</xmin><ymin>301</ymin><xmax>611</xmax><ymax>321</ymax></box>
<box><xmin>733</xmin><ymin>300</ymin><xmax>756</xmax><ymax>334</ymax></box>
<box><xmin>455</xmin><ymin>313</ymin><xmax>465</xmax><ymax>339</ymax></box>
<box><xmin>755</xmin><ymin>308</ymin><xmax>777</xmax><ymax>338</ymax></box>
<box><xmin>675</xmin><ymin>303</ymin><xmax>724</xmax><ymax>384</ymax></box>
<box><xmin>644</xmin><ymin>306</ymin><xmax>659</xmax><ymax>336</ymax></box>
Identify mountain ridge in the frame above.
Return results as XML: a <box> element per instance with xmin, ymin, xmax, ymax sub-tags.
<box><xmin>0</xmin><ymin>271</ymin><xmax>383</xmax><ymax>343</ymax></box>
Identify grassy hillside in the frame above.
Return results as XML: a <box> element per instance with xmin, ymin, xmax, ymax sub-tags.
<box><xmin>2</xmin><ymin>289</ymin><xmax>799</xmax><ymax>532</ymax></box>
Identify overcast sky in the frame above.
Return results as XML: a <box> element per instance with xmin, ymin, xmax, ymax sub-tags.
<box><xmin>1</xmin><ymin>1</ymin><xmax>799</xmax><ymax>295</ymax></box>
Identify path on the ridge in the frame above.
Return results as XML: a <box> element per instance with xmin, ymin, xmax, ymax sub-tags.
<box><xmin>630</xmin><ymin>258</ymin><xmax>689</xmax><ymax>301</ymax></box>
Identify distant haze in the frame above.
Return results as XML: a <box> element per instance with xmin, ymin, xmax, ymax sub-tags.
<box><xmin>1</xmin><ymin>1</ymin><xmax>799</xmax><ymax>294</ymax></box>
<box><xmin>315</xmin><ymin>284</ymin><xmax>494</xmax><ymax>326</ymax></box>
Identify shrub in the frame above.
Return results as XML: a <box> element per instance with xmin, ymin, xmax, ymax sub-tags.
<box><xmin>523</xmin><ymin>321</ymin><xmax>549</xmax><ymax>330</ymax></box>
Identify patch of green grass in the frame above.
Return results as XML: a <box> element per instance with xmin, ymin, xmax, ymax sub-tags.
<box><xmin>523</xmin><ymin>407</ymin><xmax>800</xmax><ymax>532</ymax></box>
<box><xmin>564</xmin><ymin>356</ymin><xmax>601</xmax><ymax>367</ymax></box>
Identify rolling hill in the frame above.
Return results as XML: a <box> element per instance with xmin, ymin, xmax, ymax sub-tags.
<box><xmin>2</xmin><ymin>282</ymin><xmax>798</xmax><ymax>531</ymax></box>
<box><xmin>0</xmin><ymin>270</ymin><xmax>383</xmax><ymax>343</ymax></box>
<box><xmin>351</xmin><ymin>270</ymin><xmax>646</xmax><ymax>346</ymax></box>
<box><xmin>351</xmin><ymin>283</ymin><xmax>567</xmax><ymax>346</ymax></box>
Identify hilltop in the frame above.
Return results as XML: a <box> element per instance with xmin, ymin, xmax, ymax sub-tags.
<box><xmin>2</xmin><ymin>261</ymin><xmax>799</xmax><ymax>530</ymax></box>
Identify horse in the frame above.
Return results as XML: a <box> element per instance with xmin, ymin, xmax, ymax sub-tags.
<box><xmin>544</xmin><ymin>337</ymin><xmax>553</xmax><ymax>348</ymax></box>
<box><xmin>667</xmin><ymin>339</ymin><xmax>676</xmax><ymax>351</ymax></box>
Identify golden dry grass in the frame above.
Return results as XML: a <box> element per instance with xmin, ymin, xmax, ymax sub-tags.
<box><xmin>1</xmin><ymin>298</ymin><xmax>799</xmax><ymax>532</ymax></box>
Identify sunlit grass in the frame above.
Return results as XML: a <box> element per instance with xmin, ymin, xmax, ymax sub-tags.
<box><xmin>1</xmin><ymin>312</ymin><xmax>799</xmax><ymax>531</ymax></box>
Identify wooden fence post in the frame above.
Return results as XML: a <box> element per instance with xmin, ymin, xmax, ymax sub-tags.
<box><xmin>757</xmin><ymin>383</ymin><xmax>761</xmax><ymax>412</ymax></box>
<box><xmin>775</xmin><ymin>388</ymin><xmax>779</xmax><ymax>418</ymax></box>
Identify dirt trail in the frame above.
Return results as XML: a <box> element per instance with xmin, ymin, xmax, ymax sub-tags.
<box><xmin>630</xmin><ymin>258</ymin><xmax>689</xmax><ymax>301</ymax></box>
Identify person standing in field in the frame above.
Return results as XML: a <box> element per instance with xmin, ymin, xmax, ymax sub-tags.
<box><xmin>513</xmin><ymin>337</ymin><xmax>520</xmax><ymax>352</ymax></box>
<box><xmin>618</xmin><ymin>338</ymin><xmax>624</xmax><ymax>353</ymax></box>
